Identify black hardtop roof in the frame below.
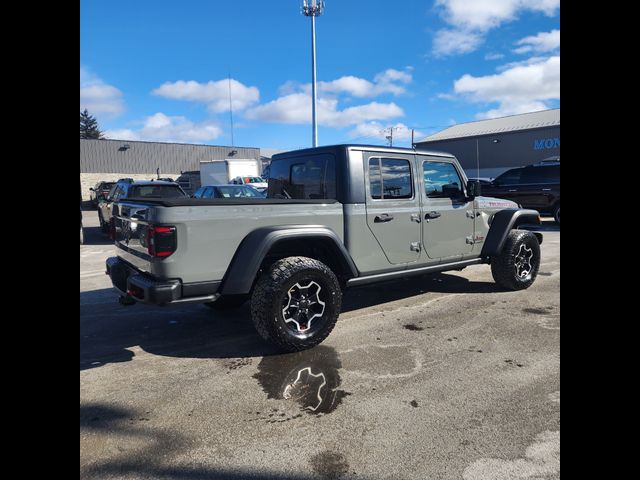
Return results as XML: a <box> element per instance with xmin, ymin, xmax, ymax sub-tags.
<box><xmin>119</xmin><ymin>180</ymin><xmax>179</xmax><ymax>186</ymax></box>
<box><xmin>271</xmin><ymin>144</ymin><xmax>455</xmax><ymax>159</ymax></box>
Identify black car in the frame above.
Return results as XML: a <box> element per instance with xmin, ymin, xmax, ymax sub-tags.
<box><xmin>89</xmin><ymin>181</ymin><xmax>116</xmax><ymax>208</ymax></box>
<box><xmin>98</xmin><ymin>179</ymin><xmax>188</xmax><ymax>233</ymax></box>
<box><xmin>480</xmin><ymin>159</ymin><xmax>560</xmax><ymax>223</ymax></box>
<box><xmin>192</xmin><ymin>184</ymin><xmax>265</xmax><ymax>199</ymax></box>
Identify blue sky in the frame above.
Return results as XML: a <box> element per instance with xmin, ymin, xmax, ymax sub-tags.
<box><xmin>80</xmin><ymin>0</ymin><xmax>560</xmax><ymax>150</ymax></box>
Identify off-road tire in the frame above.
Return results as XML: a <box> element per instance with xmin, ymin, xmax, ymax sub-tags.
<box><xmin>250</xmin><ymin>256</ymin><xmax>342</xmax><ymax>352</ymax></box>
<box><xmin>491</xmin><ymin>230</ymin><xmax>540</xmax><ymax>291</ymax></box>
<box><xmin>553</xmin><ymin>203</ymin><xmax>560</xmax><ymax>224</ymax></box>
<box><xmin>204</xmin><ymin>296</ymin><xmax>247</xmax><ymax>310</ymax></box>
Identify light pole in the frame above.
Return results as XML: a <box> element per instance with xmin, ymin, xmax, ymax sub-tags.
<box><xmin>302</xmin><ymin>0</ymin><xmax>324</xmax><ymax>147</ymax></box>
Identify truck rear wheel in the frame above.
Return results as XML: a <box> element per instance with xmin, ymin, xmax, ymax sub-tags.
<box><xmin>250</xmin><ymin>256</ymin><xmax>342</xmax><ymax>352</ymax></box>
<box><xmin>491</xmin><ymin>230</ymin><xmax>540</xmax><ymax>291</ymax></box>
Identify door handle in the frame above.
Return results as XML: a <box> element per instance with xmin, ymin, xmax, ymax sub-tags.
<box><xmin>410</xmin><ymin>213</ymin><xmax>421</xmax><ymax>223</ymax></box>
<box><xmin>542</xmin><ymin>188</ymin><xmax>551</xmax><ymax>191</ymax></box>
<box><xmin>508</xmin><ymin>189</ymin><xmax>517</xmax><ymax>192</ymax></box>
<box><xmin>374</xmin><ymin>213</ymin><xmax>394</xmax><ymax>223</ymax></box>
<box><xmin>425</xmin><ymin>211</ymin><xmax>441</xmax><ymax>219</ymax></box>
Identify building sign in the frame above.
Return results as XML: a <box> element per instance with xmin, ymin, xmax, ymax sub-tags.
<box><xmin>534</xmin><ymin>137</ymin><xmax>560</xmax><ymax>150</ymax></box>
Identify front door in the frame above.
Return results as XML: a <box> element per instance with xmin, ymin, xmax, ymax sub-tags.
<box><xmin>420</xmin><ymin>157</ymin><xmax>475</xmax><ymax>261</ymax></box>
<box><xmin>364</xmin><ymin>153</ymin><xmax>422</xmax><ymax>265</ymax></box>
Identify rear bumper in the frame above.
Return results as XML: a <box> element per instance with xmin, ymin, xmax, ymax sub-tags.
<box><xmin>105</xmin><ymin>256</ymin><xmax>220</xmax><ymax>305</ymax></box>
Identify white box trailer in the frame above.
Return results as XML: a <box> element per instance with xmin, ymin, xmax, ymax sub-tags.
<box><xmin>199</xmin><ymin>159</ymin><xmax>261</xmax><ymax>186</ymax></box>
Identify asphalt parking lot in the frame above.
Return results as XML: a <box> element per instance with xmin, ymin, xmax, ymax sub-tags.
<box><xmin>80</xmin><ymin>208</ymin><xmax>560</xmax><ymax>480</ymax></box>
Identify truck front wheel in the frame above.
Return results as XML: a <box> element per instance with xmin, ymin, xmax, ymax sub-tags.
<box><xmin>491</xmin><ymin>230</ymin><xmax>540</xmax><ymax>291</ymax></box>
<box><xmin>250</xmin><ymin>256</ymin><xmax>342</xmax><ymax>352</ymax></box>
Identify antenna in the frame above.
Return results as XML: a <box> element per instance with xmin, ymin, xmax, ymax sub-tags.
<box><xmin>228</xmin><ymin>72</ymin><xmax>234</xmax><ymax>147</ymax></box>
<box><xmin>301</xmin><ymin>1</ymin><xmax>325</xmax><ymax>148</ymax></box>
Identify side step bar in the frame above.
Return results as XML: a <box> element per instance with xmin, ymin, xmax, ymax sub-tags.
<box><xmin>346</xmin><ymin>258</ymin><xmax>485</xmax><ymax>287</ymax></box>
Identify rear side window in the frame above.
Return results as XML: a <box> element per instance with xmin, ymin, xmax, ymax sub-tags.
<box><xmin>129</xmin><ymin>185</ymin><xmax>186</xmax><ymax>198</ymax></box>
<box><xmin>268</xmin><ymin>153</ymin><xmax>336</xmax><ymax>199</ymax></box>
<box><xmin>495</xmin><ymin>168</ymin><xmax>523</xmax><ymax>185</ymax></box>
<box><xmin>368</xmin><ymin>158</ymin><xmax>413</xmax><ymax>200</ymax></box>
<box><xmin>521</xmin><ymin>165</ymin><xmax>560</xmax><ymax>183</ymax></box>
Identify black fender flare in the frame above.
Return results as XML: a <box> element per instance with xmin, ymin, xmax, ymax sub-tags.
<box><xmin>220</xmin><ymin>225</ymin><xmax>359</xmax><ymax>295</ymax></box>
<box><xmin>480</xmin><ymin>209</ymin><xmax>543</xmax><ymax>258</ymax></box>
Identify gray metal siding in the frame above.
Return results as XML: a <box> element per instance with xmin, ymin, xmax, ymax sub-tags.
<box><xmin>80</xmin><ymin>139</ymin><xmax>260</xmax><ymax>174</ymax></box>
<box><xmin>415</xmin><ymin>126</ymin><xmax>560</xmax><ymax>173</ymax></box>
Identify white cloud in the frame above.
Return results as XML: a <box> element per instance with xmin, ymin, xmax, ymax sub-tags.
<box><xmin>246</xmin><ymin>68</ymin><xmax>411</xmax><ymax>128</ymax></box>
<box><xmin>245</xmin><ymin>93</ymin><xmax>403</xmax><ymax>128</ymax></box>
<box><xmin>348</xmin><ymin>122</ymin><xmax>424</xmax><ymax>144</ymax></box>
<box><xmin>433</xmin><ymin>29</ymin><xmax>483</xmax><ymax>57</ymax></box>
<box><xmin>280</xmin><ymin>68</ymin><xmax>413</xmax><ymax>98</ymax></box>
<box><xmin>451</xmin><ymin>55</ymin><xmax>559</xmax><ymax>118</ymax></box>
<box><xmin>432</xmin><ymin>0</ymin><xmax>560</xmax><ymax>56</ymax></box>
<box><xmin>485</xmin><ymin>52</ymin><xmax>505</xmax><ymax>60</ymax></box>
<box><xmin>152</xmin><ymin>79</ymin><xmax>260</xmax><ymax>113</ymax></box>
<box><xmin>513</xmin><ymin>29</ymin><xmax>560</xmax><ymax>54</ymax></box>
<box><xmin>104</xmin><ymin>113</ymin><xmax>222</xmax><ymax>143</ymax></box>
<box><xmin>80</xmin><ymin>67</ymin><xmax>125</xmax><ymax>117</ymax></box>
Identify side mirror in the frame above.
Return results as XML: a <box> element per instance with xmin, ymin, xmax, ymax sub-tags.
<box><xmin>466</xmin><ymin>180</ymin><xmax>481</xmax><ymax>199</ymax></box>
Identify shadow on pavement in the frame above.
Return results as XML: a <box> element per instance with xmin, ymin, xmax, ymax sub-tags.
<box><xmin>81</xmin><ymin>403</ymin><xmax>328</xmax><ymax>480</ymax></box>
<box><xmin>81</xmin><ymin>226</ymin><xmax>113</xmax><ymax>246</ymax></box>
<box><xmin>80</xmin><ymin>271</ymin><xmax>505</xmax><ymax>371</ymax></box>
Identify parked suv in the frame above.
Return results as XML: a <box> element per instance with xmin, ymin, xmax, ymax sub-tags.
<box><xmin>98</xmin><ymin>179</ymin><xmax>187</xmax><ymax>233</ymax></box>
<box><xmin>480</xmin><ymin>159</ymin><xmax>560</xmax><ymax>223</ymax></box>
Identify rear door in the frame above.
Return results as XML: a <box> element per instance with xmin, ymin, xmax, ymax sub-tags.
<box><xmin>364</xmin><ymin>152</ymin><xmax>422</xmax><ymax>265</ymax></box>
<box><xmin>420</xmin><ymin>157</ymin><xmax>475</xmax><ymax>260</ymax></box>
<box><xmin>518</xmin><ymin>165</ymin><xmax>560</xmax><ymax>210</ymax></box>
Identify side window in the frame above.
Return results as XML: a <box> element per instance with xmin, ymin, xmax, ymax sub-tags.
<box><xmin>522</xmin><ymin>165</ymin><xmax>559</xmax><ymax>184</ymax></box>
<box><xmin>495</xmin><ymin>168</ymin><xmax>523</xmax><ymax>185</ymax></box>
<box><xmin>203</xmin><ymin>187</ymin><xmax>215</xmax><ymax>198</ymax></box>
<box><xmin>106</xmin><ymin>184</ymin><xmax>118</xmax><ymax>200</ymax></box>
<box><xmin>368</xmin><ymin>157</ymin><xmax>413</xmax><ymax>200</ymax></box>
<box><xmin>192</xmin><ymin>187</ymin><xmax>205</xmax><ymax>198</ymax></box>
<box><xmin>111</xmin><ymin>185</ymin><xmax>124</xmax><ymax>201</ymax></box>
<box><xmin>423</xmin><ymin>161</ymin><xmax>464</xmax><ymax>199</ymax></box>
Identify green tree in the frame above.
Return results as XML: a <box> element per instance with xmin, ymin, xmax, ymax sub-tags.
<box><xmin>80</xmin><ymin>109</ymin><xmax>104</xmax><ymax>139</ymax></box>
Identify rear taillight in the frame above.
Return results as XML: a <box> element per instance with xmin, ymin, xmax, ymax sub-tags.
<box><xmin>146</xmin><ymin>225</ymin><xmax>177</xmax><ymax>258</ymax></box>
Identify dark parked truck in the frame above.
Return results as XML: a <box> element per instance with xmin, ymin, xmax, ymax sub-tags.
<box><xmin>106</xmin><ymin>145</ymin><xmax>543</xmax><ymax>352</ymax></box>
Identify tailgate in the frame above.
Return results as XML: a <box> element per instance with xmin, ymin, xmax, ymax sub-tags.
<box><xmin>112</xmin><ymin>201</ymin><xmax>155</xmax><ymax>273</ymax></box>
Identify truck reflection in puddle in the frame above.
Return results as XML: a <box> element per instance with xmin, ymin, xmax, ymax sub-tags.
<box><xmin>253</xmin><ymin>346</ymin><xmax>350</xmax><ymax>415</ymax></box>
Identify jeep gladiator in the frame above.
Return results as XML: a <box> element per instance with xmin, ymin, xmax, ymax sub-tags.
<box><xmin>106</xmin><ymin>145</ymin><xmax>542</xmax><ymax>352</ymax></box>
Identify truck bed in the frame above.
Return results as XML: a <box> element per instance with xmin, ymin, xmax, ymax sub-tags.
<box><xmin>113</xmin><ymin>198</ymin><xmax>344</xmax><ymax>284</ymax></box>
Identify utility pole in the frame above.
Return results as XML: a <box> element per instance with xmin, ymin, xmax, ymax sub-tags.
<box><xmin>228</xmin><ymin>72</ymin><xmax>234</xmax><ymax>147</ymax></box>
<box><xmin>302</xmin><ymin>1</ymin><xmax>324</xmax><ymax>147</ymax></box>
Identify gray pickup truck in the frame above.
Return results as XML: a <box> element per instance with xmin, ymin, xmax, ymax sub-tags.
<box><xmin>106</xmin><ymin>145</ymin><xmax>542</xmax><ymax>352</ymax></box>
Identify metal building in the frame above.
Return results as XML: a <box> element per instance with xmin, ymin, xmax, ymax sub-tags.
<box><xmin>80</xmin><ymin>138</ymin><xmax>261</xmax><ymax>200</ymax></box>
<box><xmin>414</xmin><ymin>109</ymin><xmax>559</xmax><ymax>179</ymax></box>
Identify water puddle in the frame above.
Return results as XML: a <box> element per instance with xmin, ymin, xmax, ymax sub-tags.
<box><xmin>253</xmin><ymin>346</ymin><xmax>350</xmax><ymax>415</ymax></box>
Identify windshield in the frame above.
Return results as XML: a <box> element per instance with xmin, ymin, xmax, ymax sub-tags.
<box><xmin>129</xmin><ymin>185</ymin><xmax>186</xmax><ymax>198</ymax></box>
